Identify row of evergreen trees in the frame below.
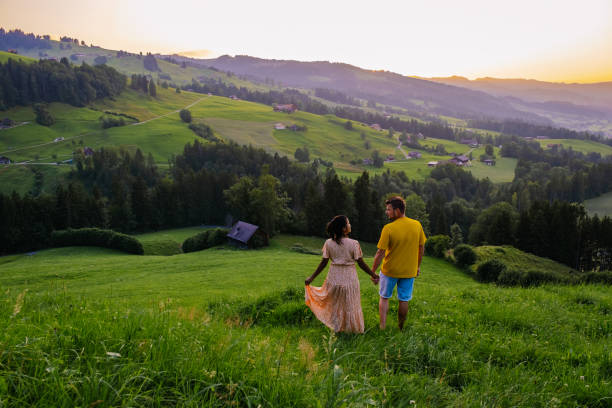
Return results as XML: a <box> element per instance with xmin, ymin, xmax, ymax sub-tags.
<box><xmin>3</xmin><ymin>139</ymin><xmax>611</xmax><ymax>273</ymax></box>
<box><xmin>0</xmin><ymin>57</ymin><xmax>126</xmax><ymax>110</ymax></box>
<box><xmin>0</xmin><ymin>28</ymin><xmax>52</xmax><ymax>50</ymax></box>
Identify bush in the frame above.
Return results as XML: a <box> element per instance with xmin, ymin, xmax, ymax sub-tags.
<box><xmin>454</xmin><ymin>244</ymin><xmax>477</xmax><ymax>267</ymax></box>
<box><xmin>34</xmin><ymin>103</ymin><xmax>55</xmax><ymax>126</ymax></box>
<box><xmin>179</xmin><ymin>109</ymin><xmax>192</xmax><ymax>123</ymax></box>
<box><xmin>425</xmin><ymin>235</ymin><xmax>451</xmax><ymax>258</ymax></box>
<box><xmin>51</xmin><ymin>228</ymin><xmax>144</xmax><ymax>255</ymax></box>
<box><xmin>182</xmin><ymin>228</ymin><xmax>229</xmax><ymax>253</ymax></box>
<box><xmin>496</xmin><ymin>268</ymin><xmax>570</xmax><ymax>287</ymax></box>
<box><xmin>476</xmin><ymin>259</ymin><xmax>507</xmax><ymax>283</ymax></box>
<box><xmin>496</xmin><ymin>269</ymin><xmax>526</xmax><ymax>287</ymax></box>
<box><xmin>580</xmin><ymin>271</ymin><xmax>612</xmax><ymax>285</ymax></box>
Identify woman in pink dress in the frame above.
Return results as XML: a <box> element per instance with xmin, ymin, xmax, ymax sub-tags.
<box><xmin>305</xmin><ymin>215</ymin><xmax>379</xmax><ymax>333</ymax></box>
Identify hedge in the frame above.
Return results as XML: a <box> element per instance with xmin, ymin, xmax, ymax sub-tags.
<box><xmin>182</xmin><ymin>228</ymin><xmax>229</xmax><ymax>253</ymax></box>
<box><xmin>425</xmin><ymin>235</ymin><xmax>451</xmax><ymax>258</ymax></box>
<box><xmin>454</xmin><ymin>244</ymin><xmax>477</xmax><ymax>268</ymax></box>
<box><xmin>51</xmin><ymin>228</ymin><xmax>144</xmax><ymax>255</ymax></box>
<box><xmin>476</xmin><ymin>259</ymin><xmax>507</xmax><ymax>283</ymax></box>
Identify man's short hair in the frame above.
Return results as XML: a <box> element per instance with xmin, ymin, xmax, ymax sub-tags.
<box><xmin>385</xmin><ymin>196</ymin><xmax>405</xmax><ymax>214</ymax></box>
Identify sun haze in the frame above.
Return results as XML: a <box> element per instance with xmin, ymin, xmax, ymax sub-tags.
<box><xmin>1</xmin><ymin>0</ymin><xmax>610</xmax><ymax>83</ymax></box>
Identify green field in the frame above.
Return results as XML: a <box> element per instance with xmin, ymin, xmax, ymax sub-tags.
<box><xmin>0</xmin><ymin>51</ymin><xmax>37</xmax><ymax>64</ymax></box>
<box><xmin>0</xmin><ymin>230</ymin><xmax>610</xmax><ymax>406</ymax></box>
<box><xmin>584</xmin><ymin>191</ymin><xmax>612</xmax><ymax>218</ymax></box>
<box><xmin>535</xmin><ymin>138</ymin><xmax>612</xmax><ymax>156</ymax></box>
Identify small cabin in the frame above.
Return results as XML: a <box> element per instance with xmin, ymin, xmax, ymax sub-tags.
<box><xmin>274</xmin><ymin>123</ymin><xmax>286</xmax><ymax>130</ymax></box>
<box><xmin>273</xmin><ymin>104</ymin><xmax>297</xmax><ymax>113</ymax></box>
<box><xmin>427</xmin><ymin>161</ymin><xmax>439</xmax><ymax>167</ymax></box>
<box><xmin>0</xmin><ymin>156</ymin><xmax>11</xmax><ymax>164</ymax></box>
<box><xmin>227</xmin><ymin>221</ymin><xmax>268</xmax><ymax>248</ymax></box>
<box><xmin>484</xmin><ymin>159</ymin><xmax>496</xmax><ymax>166</ymax></box>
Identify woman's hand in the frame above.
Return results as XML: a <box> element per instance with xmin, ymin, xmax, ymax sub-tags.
<box><xmin>305</xmin><ymin>276</ymin><xmax>314</xmax><ymax>285</ymax></box>
<box><xmin>370</xmin><ymin>273</ymin><xmax>379</xmax><ymax>285</ymax></box>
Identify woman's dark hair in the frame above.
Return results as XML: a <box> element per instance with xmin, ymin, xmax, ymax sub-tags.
<box><xmin>326</xmin><ymin>215</ymin><xmax>348</xmax><ymax>244</ymax></box>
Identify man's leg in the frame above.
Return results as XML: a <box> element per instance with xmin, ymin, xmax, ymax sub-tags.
<box><xmin>398</xmin><ymin>300</ymin><xmax>409</xmax><ymax>330</ymax></box>
<box><xmin>379</xmin><ymin>297</ymin><xmax>389</xmax><ymax>329</ymax></box>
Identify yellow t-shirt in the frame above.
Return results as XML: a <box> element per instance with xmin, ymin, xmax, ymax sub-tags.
<box><xmin>377</xmin><ymin>217</ymin><xmax>427</xmax><ymax>278</ymax></box>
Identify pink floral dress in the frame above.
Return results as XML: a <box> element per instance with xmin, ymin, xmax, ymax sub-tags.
<box><xmin>305</xmin><ymin>237</ymin><xmax>365</xmax><ymax>333</ymax></box>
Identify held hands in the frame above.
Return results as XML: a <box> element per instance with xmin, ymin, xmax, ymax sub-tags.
<box><xmin>370</xmin><ymin>273</ymin><xmax>380</xmax><ymax>285</ymax></box>
<box><xmin>305</xmin><ymin>276</ymin><xmax>314</xmax><ymax>285</ymax></box>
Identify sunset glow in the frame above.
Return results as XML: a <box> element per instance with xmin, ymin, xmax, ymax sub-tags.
<box><xmin>1</xmin><ymin>0</ymin><xmax>611</xmax><ymax>83</ymax></box>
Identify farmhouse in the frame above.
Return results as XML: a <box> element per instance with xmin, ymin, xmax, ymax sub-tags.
<box><xmin>273</xmin><ymin>104</ymin><xmax>297</xmax><ymax>113</ymax></box>
<box><xmin>274</xmin><ymin>123</ymin><xmax>286</xmax><ymax>130</ymax></box>
<box><xmin>227</xmin><ymin>221</ymin><xmax>268</xmax><ymax>248</ymax></box>
<box><xmin>386</xmin><ymin>154</ymin><xmax>395</xmax><ymax>161</ymax></box>
<box><xmin>449</xmin><ymin>155</ymin><xmax>470</xmax><ymax>166</ymax></box>
<box><xmin>483</xmin><ymin>159</ymin><xmax>496</xmax><ymax>166</ymax></box>
<box><xmin>427</xmin><ymin>161</ymin><xmax>439</xmax><ymax>167</ymax></box>
<box><xmin>369</xmin><ymin>124</ymin><xmax>382</xmax><ymax>131</ymax></box>
<box><xmin>54</xmin><ymin>137</ymin><xmax>65</xmax><ymax>142</ymax></box>
<box><xmin>363</xmin><ymin>158</ymin><xmax>373</xmax><ymax>165</ymax></box>
<box><xmin>0</xmin><ymin>156</ymin><xmax>11</xmax><ymax>164</ymax></box>
<box><xmin>229</xmin><ymin>95</ymin><xmax>240</xmax><ymax>100</ymax></box>
<box><xmin>408</xmin><ymin>151</ymin><xmax>422</xmax><ymax>159</ymax></box>
<box><xmin>83</xmin><ymin>147</ymin><xmax>94</xmax><ymax>156</ymax></box>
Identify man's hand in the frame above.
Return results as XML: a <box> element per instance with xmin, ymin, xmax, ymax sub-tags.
<box><xmin>305</xmin><ymin>276</ymin><xmax>314</xmax><ymax>285</ymax></box>
<box><xmin>370</xmin><ymin>273</ymin><xmax>380</xmax><ymax>285</ymax></box>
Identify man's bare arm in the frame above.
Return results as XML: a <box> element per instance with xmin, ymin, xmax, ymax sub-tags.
<box><xmin>417</xmin><ymin>245</ymin><xmax>424</xmax><ymax>276</ymax></box>
<box><xmin>371</xmin><ymin>248</ymin><xmax>386</xmax><ymax>274</ymax></box>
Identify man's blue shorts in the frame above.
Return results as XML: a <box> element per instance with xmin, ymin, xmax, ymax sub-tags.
<box><xmin>379</xmin><ymin>273</ymin><xmax>415</xmax><ymax>301</ymax></box>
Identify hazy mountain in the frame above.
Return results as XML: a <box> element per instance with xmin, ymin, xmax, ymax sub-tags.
<box><xmin>428</xmin><ymin>76</ymin><xmax>612</xmax><ymax>113</ymax></box>
<box><xmin>195</xmin><ymin>55</ymin><xmax>551</xmax><ymax>124</ymax></box>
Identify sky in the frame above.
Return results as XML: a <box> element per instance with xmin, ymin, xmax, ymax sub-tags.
<box><xmin>1</xmin><ymin>0</ymin><xmax>611</xmax><ymax>83</ymax></box>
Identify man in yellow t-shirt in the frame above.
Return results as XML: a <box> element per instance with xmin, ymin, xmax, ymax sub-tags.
<box><xmin>371</xmin><ymin>196</ymin><xmax>426</xmax><ymax>330</ymax></box>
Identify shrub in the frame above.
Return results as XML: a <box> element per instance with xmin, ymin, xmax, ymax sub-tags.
<box><xmin>34</xmin><ymin>103</ymin><xmax>55</xmax><ymax>126</ymax></box>
<box><xmin>496</xmin><ymin>268</ymin><xmax>571</xmax><ymax>287</ymax></box>
<box><xmin>496</xmin><ymin>269</ymin><xmax>526</xmax><ymax>287</ymax></box>
<box><xmin>182</xmin><ymin>228</ymin><xmax>229</xmax><ymax>253</ymax></box>
<box><xmin>425</xmin><ymin>235</ymin><xmax>451</xmax><ymax>258</ymax></box>
<box><xmin>51</xmin><ymin>228</ymin><xmax>143</xmax><ymax>255</ymax></box>
<box><xmin>476</xmin><ymin>259</ymin><xmax>507</xmax><ymax>283</ymax></box>
<box><xmin>179</xmin><ymin>109</ymin><xmax>192</xmax><ymax>123</ymax></box>
<box><xmin>454</xmin><ymin>244</ymin><xmax>477</xmax><ymax>268</ymax></box>
<box><xmin>580</xmin><ymin>271</ymin><xmax>612</xmax><ymax>285</ymax></box>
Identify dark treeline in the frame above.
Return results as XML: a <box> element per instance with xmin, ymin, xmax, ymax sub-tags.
<box><xmin>2</xmin><ymin>141</ymin><xmax>611</xmax><ymax>273</ymax></box>
<box><xmin>314</xmin><ymin>88</ymin><xmax>361</xmax><ymax>106</ymax></box>
<box><xmin>497</xmin><ymin>160</ymin><xmax>612</xmax><ymax>210</ymax></box>
<box><xmin>467</xmin><ymin>199</ymin><xmax>612</xmax><ymax>271</ymax></box>
<box><xmin>468</xmin><ymin>118</ymin><xmax>602</xmax><ymax>142</ymax></box>
<box><xmin>0</xmin><ymin>142</ymin><xmax>489</xmax><ymax>254</ymax></box>
<box><xmin>0</xmin><ymin>58</ymin><xmax>126</xmax><ymax>110</ymax></box>
<box><xmin>0</xmin><ymin>28</ymin><xmax>52</xmax><ymax>50</ymax></box>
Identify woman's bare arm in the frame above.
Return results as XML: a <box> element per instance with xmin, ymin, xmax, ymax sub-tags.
<box><xmin>357</xmin><ymin>258</ymin><xmax>379</xmax><ymax>284</ymax></box>
<box><xmin>305</xmin><ymin>258</ymin><xmax>329</xmax><ymax>285</ymax></box>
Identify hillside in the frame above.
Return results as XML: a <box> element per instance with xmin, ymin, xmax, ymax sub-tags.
<box><xmin>0</xmin><ymin>82</ymin><xmax>520</xmax><ymax>195</ymax></box>
<box><xmin>429</xmin><ymin>76</ymin><xmax>612</xmax><ymax>137</ymax></box>
<box><xmin>196</xmin><ymin>55</ymin><xmax>550</xmax><ymax>124</ymax></box>
<box><xmin>0</xmin><ymin>230</ymin><xmax>610</xmax><ymax>406</ymax></box>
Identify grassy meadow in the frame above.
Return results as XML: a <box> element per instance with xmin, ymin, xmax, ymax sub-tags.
<box><xmin>534</xmin><ymin>138</ymin><xmax>612</xmax><ymax>156</ymax></box>
<box><xmin>584</xmin><ymin>191</ymin><xmax>612</xmax><ymax>218</ymax></box>
<box><xmin>0</xmin><ymin>229</ymin><xmax>610</xmax><ymax>406</ymax></box>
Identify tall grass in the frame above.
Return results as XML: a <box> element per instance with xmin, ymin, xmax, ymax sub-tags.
<box><xmin>0</xmin><ymin>234</ymin><xmax>611</xmax><ymax>406</ymax></box>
